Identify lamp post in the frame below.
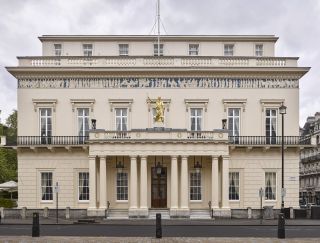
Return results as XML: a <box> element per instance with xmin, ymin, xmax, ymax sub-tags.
<box><xmin>279</xmin><ymin>104</ymin><xmax>287</xmax><ymax>211</ymax></box>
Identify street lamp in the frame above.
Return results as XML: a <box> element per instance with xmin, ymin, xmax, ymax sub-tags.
<box><xmin>193</xmin><ymin>156</ymin><xmax>202</xmax><ymax>174</ymax></box>
<box><xmin>279</xmin><ymin>104</ymin><xmax>287</xmax><ymax>211</ymax></box>
<box><xmin>116</xmin><ymin>156</ymin><xmax>125</xmax><ymax>173</ymax></box>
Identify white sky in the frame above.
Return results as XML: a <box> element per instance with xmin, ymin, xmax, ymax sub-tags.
<box><xmin>0</xmin><ymin>0</ymin><xmax>319</xmax><ymax>126</ymax></box>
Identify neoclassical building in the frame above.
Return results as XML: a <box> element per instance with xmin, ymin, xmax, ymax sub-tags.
<box><xmin>300</xmin><ymin>113</ymin><xmax>320</xmax><ymax>205</ymax></box>
<box><xmin>3</xmin><ymin>35</ymin><xmax>315</xmax><ymax>218</ymax></box>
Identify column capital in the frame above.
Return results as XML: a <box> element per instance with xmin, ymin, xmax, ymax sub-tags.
<box><xmin>211</xmin><ymin>155</ymin><xmax>219</xmax><ymax>159</ymax></box>
<box><xmin>222</xmin><ymin>155</ymin><xmax>230</xmax><ymax>160</ymax></box>
<box><xmin>88</xmin><ymin>155</ymin><xmax>97</xmax><ymax>159</ymax></box>
<box><xmin>171</xmin><ymin>155</ymin><xmax>178</xmax><ymax>159</ymax></box>
<box><xmin>129</xmin><ymin>155</ymin><xmax>138</xmax><ymax>159</ymax></box>
<box><xmin>140</xmin><ymin>155</ymin><xmax>148</xmax><ymax>159</ymax></box>
<box><xmin>181</xmin><ymin>155</ymin><xmax>189</xmax><ymax>159</ymax></box>
<box><xmin>99</xmin><ymin>155</ymin><xmax>106</xmax><ymax>160</ymax></box>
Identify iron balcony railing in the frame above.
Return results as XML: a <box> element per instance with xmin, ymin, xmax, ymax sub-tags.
<box><xmin>16</xmin><ymin>135</ymin><xmax>311</xmax><ymax>146</ymax></box>
<box><xmin>17</xmin><ymin>136</ymin><xmax>89</xmax><ymax>145</ymax></box>
<box><xmin>228</xmin><ymin>136</ymin><xmax>311</xmax><ymax>145</ymax></box>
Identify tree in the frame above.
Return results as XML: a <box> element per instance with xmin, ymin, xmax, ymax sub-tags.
<box><xmin>0</xmin><ymin>110</ymin><xmax>17</xmax><ymax>183</ymax></box>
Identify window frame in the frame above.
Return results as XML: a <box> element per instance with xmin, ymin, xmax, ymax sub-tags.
<box><xmin>54</xmin><ymin>43</ymin><xmax>62</xmax><ymax>56</ymax></box>
<box><xmin>255</xmin><ymin>44</ymin><xmax>263</xmax><ymax>57</ymax></box>
<box><xmin>39</xmin><ymin>108</ymin><xmax>52</xmax><ymax>137</ymax></box>
<box><xmin>189</xmin><ymin>170</ymin><xmax>202</xmax><ymax>201</ymax></box>
<box><xmin>265</xmin><ymin>108</ymin><xmax>278</xmax><ymax>144</ymax></box>
<box><xmin>78</xmin><ymin>172</ymin><xmax>89</xmax><ymax>202</ymax></box>
<box><xmin>83</xmin><ymin>43</ymin><xmax>93</xmax><ymax>56</ymax></box>
<box><xmin>154</xmin><ymin>43</ymin><xmax>164</xmax><ymax>56</ymax></box>
<box><xmin>190</xmin><ymin>108</ymin><xmax>203</xmax><ymax>131</ymax></box>
<box><xmin>265</xmin><ymin>172</ymin><xmax>277</xmax><ymax>201</ymax></box>
<box><xmin>189</xmin><ymin>44</ymin><xmax>199</xmax><ymax>56</ymax></box>
<box><xmin>228</xmin><ymin>108</ymin><xmax>241</xmax><ymax>136</ymax></box>
<box><xmin>77</xmin><ymin>108</ymin><xmax>90</xmax><ymax>137</ymax></box>
<box><xmin>40</xmin><ymin>172</ymin><xmax>53</xmax><ymax>202</ymax></box>
<box><xmin>224</xmin><ymin>44</ymin><xmax>234</xmax><ymax>56</ymax></box>
<box><xmin>119</xmin><ymin>44</ymin><xmax>129</xmax><ymax>56</ymax></box>
<box><xmin>229</xmin><ymin>172</ymin><xmax>240</xmax><ymax>201</ymax></box>
<box><xmin>116</xmin><ymin>171</ymin><xmax>129</xmax><ymax>201</ymax></box>
<box><xmin>115</xmin><ymin>107</ymin><xmax>128</xmax><ymax>132</ymax></box>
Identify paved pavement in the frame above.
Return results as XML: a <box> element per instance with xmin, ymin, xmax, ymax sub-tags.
<box><xmin>1</xmin><ymin>217</ymin><xmax>320</xmax><ymax>226</ymax></box>
<box><xmin>0</xmin><ymin>237</ymin><xmax>320</xmax><ymax>243</ymax></box>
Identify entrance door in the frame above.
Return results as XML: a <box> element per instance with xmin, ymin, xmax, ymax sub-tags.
<box><xmin>151</xmin><ymin>167</ymin><xmax>167</xmax><ymax>208</ymax></box>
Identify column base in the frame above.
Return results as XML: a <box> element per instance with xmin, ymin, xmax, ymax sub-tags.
<box><xmin>128</xmin><ymin>208</ymin><xmax>149</xmax><ymax>218</ymax></box>
<box><xmin>87</xmin><ymin>208</ymin><xmax>107</xmax><ymax>217</ymax></box>
<box><xmin>170</xmin><ymin>208</ymin><xmax>190</xmax><ymax>218</ymax></box>
<box><xmin>212</xmin><ymin>208</ymin><xmax>231</xmax><ymax>218</ymax></box>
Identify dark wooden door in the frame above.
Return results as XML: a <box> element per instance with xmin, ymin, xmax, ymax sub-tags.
<box><xmin>151</xmin><ymin>167</ymin><xmax>167</xmax><ymax>208</ymax></box>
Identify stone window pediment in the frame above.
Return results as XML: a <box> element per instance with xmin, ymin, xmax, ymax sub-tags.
<box><xmin>222</xmin><ymin>99</ymin><xmax>247</xmax><ymax>112</ymax></box>
<box><xmin>70</xmin><ymin>99</ymin><xmax>95</xmax><ymax>112</ymax></box>
<box><xmin>32</xmin><ymin>99</ymin><xmax>57</xmax><ymax>112</ymax></box>
<box><xmin>108</xmin><ymin>99</ymin><xmax>133</xmax><ymax>112</ymax></box>
<box><xmin>260</xmin><ymin>99</ymin><xmax>285</xmax><ymax>112</ymax></box>
<box><xmin>184</xmin><ymin>99</ymin><xmax>209</xmax><ymax>112</ymax></box>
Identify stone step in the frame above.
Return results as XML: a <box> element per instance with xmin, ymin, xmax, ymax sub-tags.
<box><xmin>107</xmin><ymin>209</ymin><xmax>129</xmax><ymax>219</ymax></box>
<box><xmin>190</xmin><ymin>210</ymin><xmax>212</xmax><ymax>219</ymax></box>
<box><xmin>149</xmin><ymin>209</ymin><xmax>170</xmax><ymax>219</ymax></box>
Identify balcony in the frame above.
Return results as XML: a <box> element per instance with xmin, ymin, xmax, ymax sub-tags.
<box><xmin>3</xmin><ymin>134</ymin><xmax>313</xmax><ymax>148</ymax></box>
<box><xmin>17</xmin><ymin>56</ymin><xmax>298</xmax><ymax>68</ymax></box>
<box><xmin>17</xmin><ymin>136</ymin><xmax>89</xmax><ymax>146</ymax></box>
<box><xmin>228</xmin><ymin>136</ymin><xmax>311</xmax><ymax>146</ymax></box>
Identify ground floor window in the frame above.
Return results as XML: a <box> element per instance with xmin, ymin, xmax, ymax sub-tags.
<box><xmin>41</xmin><ymin>172</ymin><xmax>53</xmax><ymax>201</ymax></box>
<box><xmin>117</xmin><ymin>172</ymin><xmax>128</xmax><ymax>200</ymax></box>
<box><xmin>79</xmin><ymin>172</ymin><xmax>89</xmax><ymax>201</ymax></box>
<box><xmin>190</xmin><ymin>172</ymin><xmax>201</xmax><ymax>200</ymax></box>
<box><xmin>229</xmin><ymin>172</ymin><xmax>240</xmax><ymax>200</ymax></box>
<box><xmin>265</xmin><ymin>172</ymin><xmax>276</xmax><ymax>200</ymax></box>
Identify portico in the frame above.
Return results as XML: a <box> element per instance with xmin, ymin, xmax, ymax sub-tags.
<box><xmin>87</xmin><ymin>129</ymin><xmax>230</xmax><ymax>218</ymax></box>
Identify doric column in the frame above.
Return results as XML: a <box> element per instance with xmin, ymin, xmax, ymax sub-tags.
<box><xmin>88</xmin><ymin>156</ymin><xmax>97</xmax><ymax>209</ymax></box>
<box><xmin>211</xmin><ymin>156</ymin><xmax>219</xmax><ymax>209</ymax></box>
<box><xmin>180</xmin><ymin>156</ymin><xmax>189</xmax><ymax>209</ymax></box>
<box><xmin>140</xmin><ymin>156</ymin><xmax>148</xmax><ymax>210</ymax></box>
<box><xmin>99</xmin><ymin>156</ymin><xmax>107</xmax><ymax>209</ymax></box>
<box><xmin>170</xmin><ymin>156</ymin><xmax>178</xmax><ymax>210</ymax></box>
<box><xmin>222</xmin><ymin>156</ymin><xmax>230</xmax><ymax>209</ymax></box>
<box><xmin>129</xmin><ymin>156</ymin><xmax>138</xmax><ymax>210</ymax></box>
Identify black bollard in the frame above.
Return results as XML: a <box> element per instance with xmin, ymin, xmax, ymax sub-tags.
<box><xmin>278</xmin><ymin>213</ymin><xmax>285</xmax><ymax>239</ymax></box>
<box><xmin>32</xmin><ymin>212</ymin><xmax>40</xmax><ymax>237</ymax></box>
<box><xmin>0</xmin><ymin>212</ymin><xmax>2</xmax><ymax>224</ymax></box>
<box><xmin>156</xmin><ymin>213</ymin><xmax>162</xmax><ymax>238</ymax></box>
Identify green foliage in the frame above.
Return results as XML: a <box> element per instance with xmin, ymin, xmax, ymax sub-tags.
<box><xmin>0</xmin><ymin>198</ymin><xmax>17</xmax><ymax>208</ymax></box>
<box><xmin>0</xmin><ymin>110</ymin><xmax>18</xmax><ymax>184</ymax></box>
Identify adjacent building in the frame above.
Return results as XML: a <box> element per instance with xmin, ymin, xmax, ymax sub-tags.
<box><xmin>300</xmin><ymin>113</ymin><xmax>320</xmax><ymax>205</ymax></box>
<box><xmin>3</xmin><ymin>35</ymin><xmax>314</xmax><ymax>218</ymax></box>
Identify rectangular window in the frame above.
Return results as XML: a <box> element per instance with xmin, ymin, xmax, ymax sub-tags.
<box><xmin>255</xmin><ymin>44</ymin><xmax>263</xmax><ymax>56</ymax></box>
<box><xmin>190</xmin><ymin>108</ymin><xmax>202</xmax><ymax>131</ymax></box>
<box><xmin>115</xmin><ymin>108</ymin><xmax>128</xmax><ymax>131</ymax></box>
<box><xmin>266</xmin><ymin>109</ymin><xmax>277</xmax><ymax>144</ymax></box>
<box><xmin>77</xmin><ymin>108</ymin><xmax>89</xmax><ymax>142</ymax></box>
<box><xmin>83</xmin><ymin>44</ymin><xmax>93</xmax><ymax>56</ymax></box>
<box><xmin>154</xmin><ymin>44</ymin><xmax>164</xmax><ymax>56</ymax></box>
<box><xmin>224</xmin><ymin>44</ymin><xmax>234</xmax><ymax>56</ymax></box>
<box><xmin>228</xmin><ymin>108</ymin><xmax>240</xmax><ymax>143</ymax></box>
<box><xmin>190</xmin><ymin>172</ymin><xmax>201</xmax><ymax>200</ymax></box>
<box><xmin>189</xmin><ymin>44</ymin><xmax>199</xmax><ymax>55</ymax></box>
<box><xmin>41</xmin><ymin>172</ymin><xmax>53</xmax><ymax>201</ymax></box>
<box><xmin>116</xmin><ymin>172</ymin><xmax>128</xmax><ymax>200</ymax></box>
<box><xmin>78</xmin><ymin>172</ymin><xmax>89</xmax><ymax>201</ymax></box>
<box><xmin>40</xmin><ymin>108</ymin><xmax>52</xmax><ymax>144</ymax></box>
<box><xmin>54</xmin><ymin>44</ymin><xmax>62</xmax><ymax>56</ymax></box>
<box><xmin>119</xmin><ymin>44</ymin><xmax>129</xmax><ymax>56</ymax></box>
<box><xmin>229</xmin><ymin>172</ymin><xmax>240</xmax><ymax>200</ymax></box>
<box><xmin>265</xmin><ymin>172</ymin><xmax>276</xmax><ymax>200</ymax></box>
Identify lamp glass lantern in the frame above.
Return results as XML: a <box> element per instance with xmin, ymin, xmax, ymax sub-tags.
<box><xmin>155</xmin><ymin>156</ymin><xmax>163</xmax><ymax>176</ymax></box>
<box><xmin>279</xmin><ymin>104</ymin><xmax>287</xmax><ymax>115</ymax></box>
<box><xmin>116</xmin><ymin>156</ymin><xmax>125</xmax><ymax>173</ymax></box>
<box><xmin>193</xmin><ymin>156</ymin><xmax>202</xmax><ymax>174</ymax></box>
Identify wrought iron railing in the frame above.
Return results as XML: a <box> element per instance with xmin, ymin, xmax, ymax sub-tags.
<box><xmin>228</xmin><ymin>136</ymin><xmax>311</xmax><ymax>145</ymax></box>
<box><xmin>17</xmin><ymin>136</ymin><xmax>89</xmax><ymax>145</ymax></box>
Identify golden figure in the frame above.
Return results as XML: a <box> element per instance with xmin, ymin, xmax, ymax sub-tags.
<box><xmin>147</xmin><ymin>96</ymin><xmax>165</xmax><ymax>123</ymax></box>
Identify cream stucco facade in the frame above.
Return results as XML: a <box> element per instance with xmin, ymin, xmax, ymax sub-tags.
<box><xmin>5</xmin><ymin>35</ymin><xmax>313</xmax><ymax>218</ymax></box>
